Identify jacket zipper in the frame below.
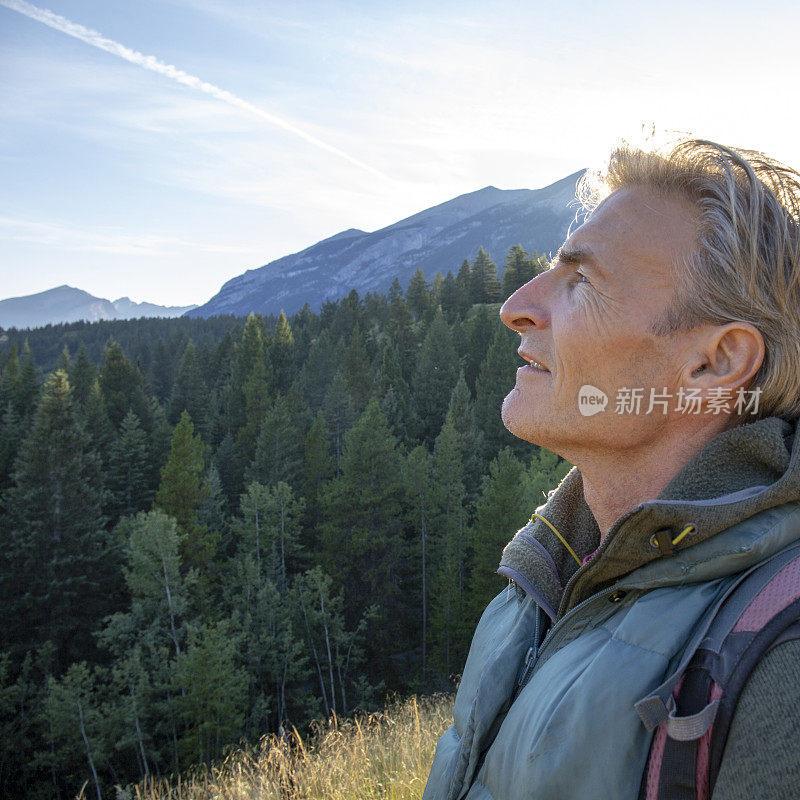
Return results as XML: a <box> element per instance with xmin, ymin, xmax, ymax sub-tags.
<box><xmin>515</xmin><ymin>585</ymin><xmax>622</xmax><ymax>694</ymax></box>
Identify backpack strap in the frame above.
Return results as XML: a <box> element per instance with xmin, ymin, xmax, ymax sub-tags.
<box><xmin>639</xmin><ymin>541</ymin><xmax>800</xmax><ymax>800</ymax></box>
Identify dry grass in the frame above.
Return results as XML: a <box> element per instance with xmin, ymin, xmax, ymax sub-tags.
<box><xmin>113</xmin><ymin>694</ymin><xmax>454</xmax><ymax>800</ymax></box>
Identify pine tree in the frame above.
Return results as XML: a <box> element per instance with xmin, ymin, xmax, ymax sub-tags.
<box><xmin>43</xmin><ymin>662</ymin><xmax>107</xmax><ymax>800</ymax></box>
<box><xmin>428</xmin><ymin>420</ymin><xmax>469</xmax><ymax>676</ymax></box>
<box><xmin>501</xmin><ymin>245</ymin><xmax>537</xmax><ymax>298</ymax></box>
<box><xmin>446</xmin><ymin>370</ymin><xmax>486</xmax><ymax>502</ymax></box>
<box><xmin>375</xmin><ymin>341</ymin><xmax>417</xmax><ymax>444</ymax></box>
<box><xmin>69</xmin><ymin>343</ymin><xmax>97</xmax><ymax>410</ymax></box>
<box><xmin>234</xmin><ymin>481</ymin><xmax>304</xmax><ymax>593</ymax></box>
<box><xmin>246</xmin><ymin>391</ymin><xmax>308</xmax><ymax>491</ymax></box>
<box><xmin>342</xmin><ymin>323</ymin><xmax>372</xmax><ymax>411</ymax></box>
<box><xmin>2</xmin><ymin>370</ymin><xmax>110</xmax><ymax>671</ymax></box>
<box><xmin>412</xmin><ymin>309</ymin><xmax>460</xmax><ymax>445</ymax></box>
<box><xmin>403</xmin><ymin>445</ymin><xmax>432</xmax><ymax>677</ymax></box>
<box><xmin>149</xmin><ymin>337</ymin><xmax>174</xmax><ymax>403</ymax></box>
<box><xmin>439</xmin><ymin>270</ymin><xmax>470</xmax><ymax>322</ymax></box>
<box><xmin>228</xmin><ymin>314</ymin><xmax>271</xmax><ymax>454</ymax></box>
<box><xmin>386</xmin><ymin>294</ymin><xmax>416</xmax><ymax>381</ymax></box>
<box><xmin>155</xmin><ymin>411</ymin><xmax>216</xmax><ymax>571</ymax></box>
<box><xmin>323</xmin><ymin>370</ymin><xmax>355</xmax><ymax>474</ymax></box>
<box><xmin>470</xmin><ymin>247</ymin><xmax>501</xmax><ymax>304</ymax></box>
<box><xmin>167</xmin><ymin>341</ymin><xmax>209</xmax><ymax>436</ymax></box>
<box><xmin>271</xmin><ymin>310</ymin><xmax>295</xmax><ymax>394</ymax></box>
<box><xmin>303</xmin><ymin>410</ymin><xmax>333</xmax><ymax>537</ymax></box>
<box><xmin>176</xmin><ymin>620</ymin><xmax>247</xmax><ymax>765</ymax></box>
<box><xmin>473</xmin><ymin>323</ymin><xmax>521</xmax><ymax>458</ymax></box>
<box><xmin>99</xmin><ymin>338</ymin><xmax>151</xmax><ymax>431</ymax></box>
<box><xmin>107</xmin><ymin>410</ymin><xmax>152</xmax><ymax>521</ymax></box>
<box><xmin>289</xmin><ymin>567</ymin><xmax>373</xmax><ymax>718</ymax></box>
<box><xmin>15</xmin><ymin>341</ymin><xmax>39</xmax><ymax>423</ymax></box>
<box><xmin>296</xmin><ymin>328</ymin><xmax>340</xmax><ymax>411</ymax></box>
<box><xmin>469</xmin><ymin>448</ymin><xmax>532</xmax><ymax>617</ymax></box>
<box><xmin>318</xmin><ymin>401</ymin><xmax>406</xmax><ymax>670</ymax></box>
<box><xmin>406</xmin><ymin>268</ymin><xmax>433</xmax><ymax>320</ymax></box>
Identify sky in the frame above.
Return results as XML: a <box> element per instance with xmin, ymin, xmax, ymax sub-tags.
<box><xmin>1</xmin><ymin>0</ymin><xmax>799</xmax><ymax>307</ymax></box>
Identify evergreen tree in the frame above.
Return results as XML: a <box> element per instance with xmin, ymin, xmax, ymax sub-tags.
<box><xmin>290</xmin><ymin>567</ymin><xmax>374</xmax><ymax>718</ymax></box>
<box><xmin>228</xmin><ymin>313</ymin><xmax>270</xmax><ymax>450</ymax></box>
<box><xmin>470</xmin><ymin>247</ymin><xmax>501</xmax><ymax>304</ymax></box>
<box><xmin>155</xmin><ymin>411</ymin><xmax>216</xmax><ymax>571</ymax></box>
<box><xmin>501</xmin><ymin>245</ymin><xmax>537</xmax><ymax>298</ymax></box>
<box><xmin>428</xmin><ymin>420</ymin><xmax>469</xmax><ymax>676</ymax></box>
<box><xmin>296</xmin><ymin>328</ymin><xmax>340</xmax><ymax>411</ymax></box>
<box><xmin>107</xmin><ymin>410</ymin><xmax>152</xmax><ymax>521</ymax></box>
<box><xmin>214</xmin><ymin>432</ymin><xmax>242</xmax><ymax>514</ymax></box>
<box><xmin>412</xmin><ymin>309</ymin><xmax>460</xmax><ymax>445</ymax></box>
<box><xmin>176</xmin><ymin>620</ymin><xmax>247</xmax><ymax>765</ymax></box>
<box><xmin>469</xmin><ymin>448</ymin><xmax>532</xmax><ymax>618</ymax></box>
<box><xmin>318</xmin><ymin>401</ymin><xmax>406</xmax><ymax>673</ymax></box>
<box><xmin>375</xmin><ymin>341</ymin><xmax>417</xmax><ymax>444</ymax></box>
<box><xmin>439</xmin><ymin>270</ymin><xmax>470</xmax><ymax>322</ymax></box>
<box><xmin>99</xmin><ymin>338</ymin><xmax>151</xmax><ymax>431</ymax></box>
<box><xmin>2</xmin><ymin>371</ymin><xmax>111</xmax><ymax>671</ymax></box>
<box><xmin>69</xmin><ymin>343</ymin><xmax>96</xmax><ymax>410</ymax></box>
<box><xmin>234</xmin><ymin>481</ymin><xmax>304</xmax><ymax>593</ymax></box>
<box><xmin>473</xmin><ymin>324</ymin><xmax>521</xmax><ymax>458</ymax></box>
<box><xmin>406</xmin><ymin>268</ymin><xmax>433</xmax><ymax>320</ymax></box>
<box><xmin>403</xmin><ymin>445</ymin><xmax>432</xmax><ymax>678</ymax></box>
<box><xmin>463</xmin><ymin>305</ymin><xmax>496</xmax><ymax>391</ymax></box>
<box><xmin>271</xmin><ymin>310</ymin><xmax>295</xmax><ymax>394</ymax></box>
<box><xmin>43</xmin><ymin>662</ymin><xmax>107</xmax><ymax>800</ymax></box>
<box><xmin>15</xmin><ymin>341</ymin><xmax>39</xmax><ymax>423</ymax></box>
<box><xmin>303</xmin><ymin>410</ymin><xmax>333</xmax><ymax>538</ymax></box>
<box><xmin>446</xmin><ymin>370</ymin><xmax>485</xmax><ymax>501</ymax></box>
<box><xmin>322</xmin><ymin>370</ymin><xmax>355</xmax><ymax>474</ymax></box>
<box><xmin>246</xmin><ymin>391</ymin><xmax>308</xmax><ymax>491</ymax></box>
<box><xmin>149</xmin><ymin>337</ymin><xmax>173</xmax><ymax>403</ymax></box>
<box><xmin>167</xmin><ymin>341</ymin><xmax>209</xmax><ymax>435</ymax></box>
<box><xmin>386</xmin><ymin>293</ymin><xmax>417</xmax><ymax>381</ymax></box>
<box><xmin>342</xmin><ymin>323</ymin><xmax>372</xmax><ymax>411</ymax></box>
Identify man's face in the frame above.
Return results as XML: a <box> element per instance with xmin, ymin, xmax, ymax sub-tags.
<box><xmin>500</xmin><ymin>186</ymin><xmax>702</xmax><ymax>457</ymax></box>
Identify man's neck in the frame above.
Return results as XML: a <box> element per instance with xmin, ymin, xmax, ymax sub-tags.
<box><xmin>574</xmin><ymin>420</ymin><xmax>730</xmax><ymax>540</ymax></box>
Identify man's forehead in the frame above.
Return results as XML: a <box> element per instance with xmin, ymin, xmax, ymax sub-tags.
<box><xmin>561</xmin><ymin>187</ymin><xmax>699</xmax><ymax>277</ymax></box>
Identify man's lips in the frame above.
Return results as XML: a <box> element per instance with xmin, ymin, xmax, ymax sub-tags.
<box><xmin>518</xmin><ymin>350</ymin><xmax>550</xmax><ymax>372</ymax></box>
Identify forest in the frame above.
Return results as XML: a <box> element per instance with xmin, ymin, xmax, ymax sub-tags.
<box><xmin>0</xmin><ymin>245</ymin><xmax>571</xmax><ymax>798</ymax></box>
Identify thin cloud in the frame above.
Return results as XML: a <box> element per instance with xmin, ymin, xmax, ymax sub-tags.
<box><xmin>0</xmin><ymin>216</ymin><xmax>259</xmax><ymax>256</ymax></box>
<box><xmin>0</xmin><ymin>0</ymin><xmax>391</xmax><ymax>181</ymax></box>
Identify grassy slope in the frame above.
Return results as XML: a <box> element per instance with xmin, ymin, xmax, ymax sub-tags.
<box><xmin>104</xmin><ymin>694</ymin><xmax>455</xmax><ymax>800</ymax></box>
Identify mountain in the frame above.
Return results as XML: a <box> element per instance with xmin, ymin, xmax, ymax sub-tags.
<box><xmin>0</xmin><ymin>285</ymin><xmax>197</xmax><ymax>330</ymax></box>
<box><xmin>188</xmin><ymin>170</ymin><xmax>584</xmax><ymax>319</ymax></box>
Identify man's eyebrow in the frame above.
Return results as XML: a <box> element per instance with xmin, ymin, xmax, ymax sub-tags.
<box><xmin>553</xmin><ymin>245</ymin><xmax>605</xmax><ymax>276</ymax></box>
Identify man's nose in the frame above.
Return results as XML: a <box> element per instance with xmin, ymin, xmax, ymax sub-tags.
<box><xmin>499</xmin><ymin>274</ymin><xmax>551</xmax><ymax>333</ymax></box>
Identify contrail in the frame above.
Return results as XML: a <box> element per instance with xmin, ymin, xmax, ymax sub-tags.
<box><xmin>0</xmin><ymin>0</ymin><xmax>391</xmax><ymax>181</ymax></box>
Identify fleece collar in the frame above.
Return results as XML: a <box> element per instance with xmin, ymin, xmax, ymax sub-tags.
<box><xmin>498</xmin><ymin>415</ymin><xmax>800</xmax><ymax>621</ymax></box>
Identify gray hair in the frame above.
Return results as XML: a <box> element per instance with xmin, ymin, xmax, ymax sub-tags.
<box><xmin>577</xmin><ymin>139</ymin><xmax>800</xmax><ymax>420</ymax></box>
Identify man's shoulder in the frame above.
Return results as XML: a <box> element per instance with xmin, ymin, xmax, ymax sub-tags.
<box><xmin>712</xmin><ymin>637</ymin><xmax>800</xmax><ymax>799</ymax></box>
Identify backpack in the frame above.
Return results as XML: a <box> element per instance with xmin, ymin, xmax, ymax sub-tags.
<box><xmin>635</xmin><ymin>540</ymin><xmax>800</xmax><ymax>800</ymax></box>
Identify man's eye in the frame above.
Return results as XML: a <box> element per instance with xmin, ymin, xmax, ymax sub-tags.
<box><xmin>569</xmin><ymin>270</ymin><xmax>591</xmax><ymax>288</ymax></box>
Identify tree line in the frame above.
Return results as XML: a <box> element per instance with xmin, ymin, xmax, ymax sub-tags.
<box><xmin>0</xmin><ymin>245</ymin><xmax>569</xmax><ymax>798</ymax></box>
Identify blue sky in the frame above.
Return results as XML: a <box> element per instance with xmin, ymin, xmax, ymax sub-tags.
<box><xmin>1</xmin><ymin>0</ymin><xmax>799</xmax><ymax>306</ymax></box>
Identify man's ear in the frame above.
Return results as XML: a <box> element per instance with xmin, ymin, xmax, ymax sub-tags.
<box><xmin>685</xmin><ymin>322</ymin><xmax>765</xmax><ymax>391</ymax></box>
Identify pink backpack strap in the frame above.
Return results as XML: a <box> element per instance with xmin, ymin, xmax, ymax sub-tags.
<box><xmin>638</xmin><ymin>541</ymin><xmax>800</xmax><ymax>800</ymax></box>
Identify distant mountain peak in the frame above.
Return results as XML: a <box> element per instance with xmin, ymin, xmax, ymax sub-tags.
<box><xmin>189</xmin><ymin>170</ymin><xmax>584</xmax><ymax>320</ymax></box>
<box><xmin>0</xmin><ymin>286</ymin><xmax>197</xmax><ymax>330</ymax></box>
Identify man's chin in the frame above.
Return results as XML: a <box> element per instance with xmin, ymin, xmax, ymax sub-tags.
<box><xmin>501</xmin><ymin>394</ymin><xmax>549</xmax><ymax>446</ymax></box>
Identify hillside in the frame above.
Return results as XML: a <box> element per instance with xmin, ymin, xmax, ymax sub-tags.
<box><xmin>188</xmin><ymin>171</ymin><xmax>583</xmax><ymax>318</ymax></box>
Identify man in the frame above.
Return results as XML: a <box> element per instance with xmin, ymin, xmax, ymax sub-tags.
<box><xmin>422</xmin><ymin>140</ymin><xmax>800</xmax><ymax>800</ymax></box>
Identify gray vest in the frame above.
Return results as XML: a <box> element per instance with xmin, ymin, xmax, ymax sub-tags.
<box><xmin>423</xmin><ymin>502</ymin><xmax>800</xmax><ymax>800</ymax></box>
